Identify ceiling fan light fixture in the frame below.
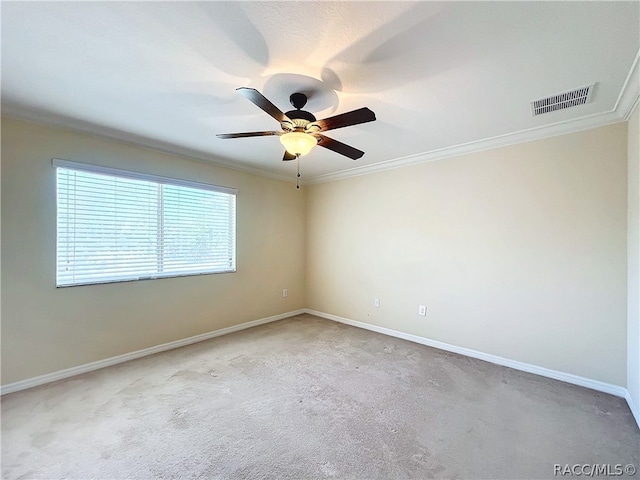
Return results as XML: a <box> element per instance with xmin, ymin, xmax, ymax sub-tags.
<box><xmin>280</xmin><ymin>131</ymin><xmax>317</xmax><ymax>156</ymax></box>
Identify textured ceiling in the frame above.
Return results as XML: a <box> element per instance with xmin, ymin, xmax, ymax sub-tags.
<box><xmin>2</xmin><ymin>1</ymin><xmax>639</xmax><ymax>183</ymax></box>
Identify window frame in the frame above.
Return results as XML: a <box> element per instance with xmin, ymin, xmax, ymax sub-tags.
<box><xmin>53</xmin><ymin>158</ymin><xmax>238</xmax><ymax>287</ymax></box>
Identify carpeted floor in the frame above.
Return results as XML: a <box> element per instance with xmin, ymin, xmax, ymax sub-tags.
<box><xmin>2</xmin><ymin>314</ymin><xmax>639</xmax><ymax>479</ymax></box>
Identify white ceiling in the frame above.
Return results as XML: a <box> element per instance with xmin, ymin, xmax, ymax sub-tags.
<box><xmin>2</xmin><ymin>1</ymin><xmax>639</xmax><ymax>183</ymax></box>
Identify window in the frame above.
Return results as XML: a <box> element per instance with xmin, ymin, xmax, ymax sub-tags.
<box><xmin>54</xmin><ymin>159</ymin><xmax>236</xmax><ymax>287</ymax></box>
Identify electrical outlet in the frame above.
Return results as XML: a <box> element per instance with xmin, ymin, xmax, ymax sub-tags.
<box><xmin>283</xmin><ymin>289</ymin><xmax>288</xmax><ymax>298</ymax></box>
<box><xmin>374</xmin><ymin>298</ymin><xmax>380</xmax><ymax>308</ymax></box>
<box><xmin>418</xmin><ymin>305</ymin><xmax>427</xmax><ymax>316</ymax></box>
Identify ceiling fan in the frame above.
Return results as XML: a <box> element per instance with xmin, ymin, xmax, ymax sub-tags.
<box><xmin>217</xmin><ymin>88</ymin><xmax>376</xmax><ymax>162</ymax></box>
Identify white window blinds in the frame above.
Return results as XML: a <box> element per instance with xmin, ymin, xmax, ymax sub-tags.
<box><xmin>54</xmin><ymin>159</ymin><xmax>237</xmax><ymax>287</ymax></box>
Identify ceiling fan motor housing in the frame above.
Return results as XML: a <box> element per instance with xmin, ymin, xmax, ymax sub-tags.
<box><xmin>285</xmin><ymin>92</ymin><xmax>316</xmax><ymax>127</ymax></box>
<box><xmin>285</xmin><ymin>109</ymin><xmax>316</xmax><ymax>123</ymax></box>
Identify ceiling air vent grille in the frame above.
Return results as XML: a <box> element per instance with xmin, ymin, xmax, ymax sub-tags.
<box><xmin>531</xmin><ymin>84</ymin><xmax>594</xmax><ymax>116</ymax></box>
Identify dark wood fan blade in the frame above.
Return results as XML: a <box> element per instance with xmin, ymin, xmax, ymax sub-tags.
<box><xmin>315</xmin><ymin>134</ymin><xmax>365</xmax><ymax>160</ymax></box>
<box><xmin>283</xmin><ymin>150</ymin><xmax>297</xmax><ymax>161</ymax></box>
<box><xmin>237</xmin><ymin>87</ymin><xmax>292</xmax><ymax>124</ymax></box>
<box><xmin>216</xmin><ymin>131</ymin><xmax>280</xmax><ymax>139</ymax></box>
<box><xmin>311</xmin><ymin>107</ymin><xmax>376</xmax><ymax>132</ymax></box>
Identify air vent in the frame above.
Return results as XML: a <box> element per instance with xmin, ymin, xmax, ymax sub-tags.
<box><xmin>531</xmin><ymin>84</ymin><xmax>594</xmax><ymax>116</ymax></box>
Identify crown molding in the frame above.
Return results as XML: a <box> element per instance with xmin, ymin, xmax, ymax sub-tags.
<box><xmin>307</xmin><ymin>109</ymin><xmax>625</xmax><ymax>184</ymax></box>
<box><xmin>2</xmin><ymin>101</ymin><xmax>630</xmax><ymax>188</ymax></box>
<box><xmin>615</xmin><ymin>49</ymin><xmax>640</xmax><ymax>121</ymax></box>
<box><xmin>4</xmin><ymin>48</ymin><xmax>638</xmax><ymax>186</ymax></box>
<box><xmin>0</xmin><ymin>105</ymin><xmax>294</xmax><ymax>184</ymax></box>
<box><xmin>307</xmin><ymin>48</ymin><xmax>640</xmax><ymax>185</ymax></box>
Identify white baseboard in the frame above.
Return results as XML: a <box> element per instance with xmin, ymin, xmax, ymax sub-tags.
<box><xmin>306</xmin><ymin>309</ymin><xmax>640</xmax><ymax>430</ymax></box>
<box><xmin>4</xmin><ymin>307</ymin><xmax>638</xmax><ymax>431</ymax></box>
<box><xmin>305</xmin><ymin>309</ymin><xmax>629</xmax><ymax>399</ymax></box>
<box><xmin>625</xmin><ymin>390</ymin><xmax>640</xmax><ymax>429</ymax></box>
<box><xmin>0</xmin><ymin>309</ymin><xmax>306</xmax><ymax>396</ymax></box>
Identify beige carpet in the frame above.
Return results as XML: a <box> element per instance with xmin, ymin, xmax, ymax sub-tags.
<box><xmin>2</xmin><ymin>314</ymin><xmax>638</xmax><ymax>479</ymax></box>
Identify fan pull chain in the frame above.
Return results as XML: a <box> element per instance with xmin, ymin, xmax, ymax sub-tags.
<box><xmin>296</xmin><ymin>155</ymin><xmax>301</xmax><ymax>189</ymax></box>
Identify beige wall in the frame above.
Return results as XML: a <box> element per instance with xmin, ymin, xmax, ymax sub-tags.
<box><xmin>307</xmin><ymin>123</ymin><xmax>628</xmax><ymax>386</ymax></box>
<box><xmin>1</xmin><ymin>116</ymin><xmax>306</xmax><ymax>384</ymax></box>
<box><xmin>628</xmin><ymin>102</ymin><xmax>640</xmax><ymax>410</ymax></box>
<box><xmin>1</xmin><ymin>116</ymin><xmax>631</xmax><ymax>390</ymax></box>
